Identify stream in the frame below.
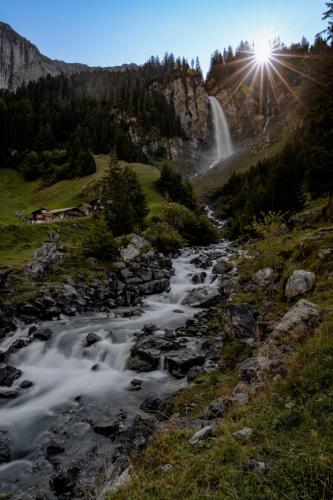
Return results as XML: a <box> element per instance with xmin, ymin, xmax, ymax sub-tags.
<box><xmin>0</xmin><ymin>234</ymin><xmax>232</xmax><ymax>497</ymax></box>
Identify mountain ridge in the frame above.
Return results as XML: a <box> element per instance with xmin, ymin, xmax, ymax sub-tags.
<box><xmin>0</xmin><ymin>22</ymin><xmax>138</xmax><ymax>90</ymax></box>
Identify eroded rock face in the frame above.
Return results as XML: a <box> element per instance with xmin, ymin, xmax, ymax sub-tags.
<box><xmin>162</xmin><ymin>76</ymin><xmax>210</xmax><ymax>148</ymax></box>
<box><xmin>285</xmin><ymin>270</ymin><xmax>316</xmax><ymax>299</ymax></box>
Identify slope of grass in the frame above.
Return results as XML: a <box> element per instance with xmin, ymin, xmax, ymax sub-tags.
<box><xmin>0</xmin><ymin>156</ymin><xmax>165</xmax><ymax>225</ymax></box>
<box><xmin>0</xmin><ymin>156</ymin><xmax>165</xmax><ymax>268</ymax></box>
<box><xmin>108</xmin><ymin>215</ymin><xmax>333</xmax><ymax>500</ymax></box>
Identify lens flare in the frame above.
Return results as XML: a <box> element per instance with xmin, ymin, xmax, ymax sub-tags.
<box><xmin>254</xmin><ymin>40</ymin><xmax>273</xmax><ymax>65</ymax></box>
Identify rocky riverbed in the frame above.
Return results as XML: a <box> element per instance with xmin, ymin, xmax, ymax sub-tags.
<box><xmin>0</xmin><ymin>232</ymin><xmax>240</xmax><ymax>498</ymax></box>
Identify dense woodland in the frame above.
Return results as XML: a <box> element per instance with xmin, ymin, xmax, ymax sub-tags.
<box><xmin>0</xmin><ymin>55</ymin><xmax>203</xmax><ymax>182</ymax></box>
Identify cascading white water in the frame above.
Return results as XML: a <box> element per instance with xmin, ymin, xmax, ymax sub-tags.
<box><xmin>209</xmin><ymin>96</ymin><xmax>234</xmax><ymax>168</ymax></box>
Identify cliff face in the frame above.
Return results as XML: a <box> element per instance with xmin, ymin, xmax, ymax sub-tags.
<box><xmin>0</xmin><ymin>22</ymin><xmax>91</xmax><ymax>90</ymax></box>
<box><xmin>147</xmin><ymin>75</ymin><xmax>210</xmax><ymax>160</ymax></box>
<box><xmin>163</xmin><ymin>76</ymin><xmax>210</xmax><ymax>147</ymax></box>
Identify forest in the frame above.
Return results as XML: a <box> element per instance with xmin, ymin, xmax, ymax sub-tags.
<box><xmin>0</xmin><ymin>54</ymin><xmax>203</xmax><ymax>183</ymax></box>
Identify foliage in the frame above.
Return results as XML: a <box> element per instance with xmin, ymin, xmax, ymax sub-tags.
<box><xmin>102</xmin><ymin>158</ymin><xmax>148</xmax><ymax>236</ymax></box>
<box><xmin>82</xmin><ymin>216</ymin><xmax>118</xmax><ymax>261</ymax></box>
<box><xmin>162</xmin><ymin>202</ymin><xmax>219</xmax><ymax>246</ymax></box>
<box><xmin>0</xmin><ymin>54</ymin><xmax>204</xmax><ymax>180</ymax></box>
<box><xmin>156</xmin><ymin>163</ymin><xmax>197</xmax><ymax>210</ymax></box>
<box><xmin>143</xmin><ymin>221</ymin><xmax>186</xmax><ymax>253</ymax></box>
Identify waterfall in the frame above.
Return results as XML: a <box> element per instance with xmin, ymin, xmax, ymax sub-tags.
<box><xmin>209</xmin><ymin>96</ymin><xmax>234</xmax><ymax>168</ymax></box>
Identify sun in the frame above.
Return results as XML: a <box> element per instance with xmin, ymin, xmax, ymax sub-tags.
<box><xmin>254</xmin><ymin>39</ymin><xmax>273</xmax><ymax>65</ymax></box>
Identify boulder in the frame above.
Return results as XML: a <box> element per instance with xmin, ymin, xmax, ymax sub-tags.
<box><xmin>128</xmin><ymin>379</ymin><xmax>143</xmax><ymax>391</ymax></box>
<box><xmin>33</xmin><ymin>327</ymin><xmax>53</xmax><ymax>341</ymax></box>
<box><xmin>0</xmin><ymin>363</ymin><xmax>22</xmax><ymax>386</ymax></box>
<box><xmin>268</xmin><ymin>299</ymin><xmax>319</xmax><ymax>346</ymax></box>
<box><xmin>212</xmin><ymin>259</ymin><xmax>233</xmax><ymax>275</ymax></box>
<box><xmin>233</xmin><ymin>427</ymin><xmax>253</xmax><ymax>438</ymax></box>
<box><xmin>0</xmin><ymin>387</ymin><xmax>22</xmax><ymax>398</ymax></box>
<box><xmin>182</xmin><ymin>286</ymin><xmax>220</xmax><ymax>308</ymax></box>
<box><xmin>224</xmin><ymin>303</ymin><xmax>257</xmax><ymax>338</ymax></box>
<box><xmin>165</xmin><ymin>349</ymin><xmax>205</xmax><ymax>378</ymax></box>
<box><xmin>25</xmin><ymin>242</ymin><xmax>64</xmax><ymax>280</ymax></box>
<box><xmin>120</xmin><ymin>235</ymin><xmax>150</xmax><ymax>263</ymax></box>
<box><xmin>140</xmin><ymin>279</ymin><xmax>170</xmax><ymax>295</ymax></box>
<box><xmin>285</xmin><ymin>270</ymin><xmax>316</xmax><ymax>299</ymax></box>
<box><xmin>0</xmin><ymin>432</ymin><xmax>10</xmax><ymax>463</ymax></box>
<box><xmin>85</xmin><ymin>332</ymin><xmax>102</xmax><ymax>347</ymax></box>
<box><xmin>191</xmin><ymin>272</ymin><xmax>206</xmax><ymax>284</ymax></box>
<box><xmin>140</xmin><ymin>396</ymin><xmax>165</xmax><ymax>415</ymax></box>
<box><xmin>189</xmin><ymin>425</ymin><xmax>214</xmax><ymax>445</ymax></box>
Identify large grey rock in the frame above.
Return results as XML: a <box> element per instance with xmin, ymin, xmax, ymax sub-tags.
<box><xmin>0</xmin><ymin>432</ymin><xmax>10</xmax><ymax>463</ymax></box>
<box><xmin>212</xmin><ymin>259</ymin><xmax>232</xmax><ymax>275</ymax></box>
<box><xmin>120</xmin><ymin>235</ymin><xmax>150</xmax><ymax>263</ymax></box>
<box><xmin>272</xmin><ymin>299</ymin><xmax>319</xmax><ymax>339</ymax></box>
<box><xmin>0</xmin><ymin>363</ymin><xmax>22</xmax><ymax>386</ymax></box>
<box><xmin>140</xmin><ymin>279</ymin><xmax>170</xmax><ymax>295</ymax></box>
<box><xmin>189</xmin><ymin>425</ymin><xmax>214</xmax><ymax>445</ymax></box>
<box><xmin>25</xmin><ymin>242</ymin><xmax>64</xmax><ymax>280</ymax></box>
<box><xmin>165</xmin><ymin>349</ymin><xmax>205</xmax><ymax>379</ymax></box>
<box><xmin>224</xmin><ymin>303</ymin><xmax>257</xmax><ymax>338</ymax></box>
<box><xmin>285</xmin><ymin>270</ymin><xmax>316</xmax><ymax>299</ymax></box>
<box><xmin>182</xmin><ymin>286</ymin><xmax>220</xmax><ymax>308</ymax></box>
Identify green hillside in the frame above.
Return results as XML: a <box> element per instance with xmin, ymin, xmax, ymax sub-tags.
<box><xmin>0</xmin><ymin>156</ymin><xmax>165</xmax><ymax>267</ymax></box>
<box><xmin>0</xmin><ymin>155</ymin><xmax>164</xmax><ymax>224</ymax></box>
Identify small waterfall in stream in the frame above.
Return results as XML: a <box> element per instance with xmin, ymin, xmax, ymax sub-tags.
<box><xmin>209</xmin><ymin>96</ymin><xmax>234</xmax><ymax>168</ymax></box>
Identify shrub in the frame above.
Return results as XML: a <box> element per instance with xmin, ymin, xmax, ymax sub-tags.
<box><xmin>82</xmin><ymin>216</ymin><xmax>118</xmax><ymax>261</ymax></box>
<box><xmin>162</xmin><ymin>202</ymin><xmax>219</xmax><ymax>246</ymax></box>
<box><xmin>143</xmin><ymin>221</ymin><xmax>185</xmax><ymax>253</ymax></box>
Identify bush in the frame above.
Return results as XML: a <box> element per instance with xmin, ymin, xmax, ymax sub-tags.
<box><xmin>162</xmin><ymin>202</ymin><xmax>219</xmax><ymax>246</ymax></box>
<box><xmin>156</xmin><ymin>164</ymin><xmax>197</xmax><ymax>210</ymax></box>
<box><xmin>143</xmin><ymin>221</ymin><xmax>185</xmax><ymax>253</ymax></box>
<box><xmin>102</xmin><ymin>160</ymin><xmax>148</xmax><ymax>236</ymax></box>
<box><xmin>82</xmin><ymin>217</ymin><xmax>119</xmax><ymax>261</ymax></box>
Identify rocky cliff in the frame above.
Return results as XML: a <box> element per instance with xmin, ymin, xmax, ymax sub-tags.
<box><xmin>148</xmin><ymin>74</ymin><xmax>210</xmax><ymax>160</ymax></box>
<box><xmin>0</xmin><ymin>22</ymin><xmax>137</xmax><ymax>90</ymax></box>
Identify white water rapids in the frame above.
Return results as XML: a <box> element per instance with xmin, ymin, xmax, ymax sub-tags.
<box><xmin>0</xmin><ymin>237</ymin><xmax>232</xmax><ymax>494</ymax></box>
<box><xmin>209</xmin><ymin>96</ymin><xmax>234</xmax><ymax>168</ymax></box>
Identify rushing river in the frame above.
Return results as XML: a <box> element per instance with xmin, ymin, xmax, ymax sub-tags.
<box><xmin>0</xmin><ymin>236</ymin><xmax>232</xmax><ymax>497</ymax></box>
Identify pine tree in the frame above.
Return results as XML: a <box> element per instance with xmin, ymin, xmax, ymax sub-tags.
<box><xmin>323</xmin><ymin>2</ymin><xmax>333</xmax><ymax>39</ymax></box>
<box><xmin>102</xmin><ymin>157</ymin><xmax>148</xmax><ymax>235</ymax></box>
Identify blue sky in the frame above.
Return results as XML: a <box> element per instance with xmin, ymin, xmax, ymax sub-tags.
<box><xmin>1</xmin><ymin>0</ymin><xmax>327</xmax><ymax>74</ymax></box>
